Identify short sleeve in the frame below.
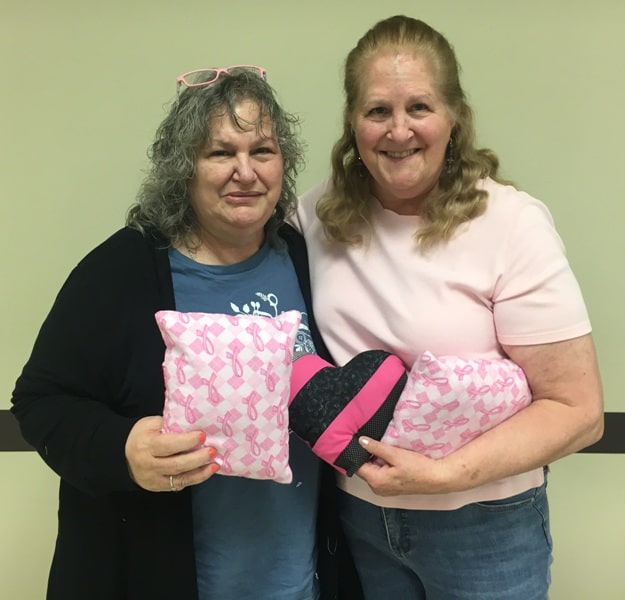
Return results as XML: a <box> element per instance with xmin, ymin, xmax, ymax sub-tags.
<box><xmin>493</xmin><ymin>199</ymin><xmax>591</xmax><ymax>345</ymax></box>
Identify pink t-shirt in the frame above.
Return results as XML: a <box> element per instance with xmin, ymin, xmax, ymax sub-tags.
<box><xmin>292</xmin><ymin>177</ymin><xmax>591</xmax><ymax>510</ymax></box>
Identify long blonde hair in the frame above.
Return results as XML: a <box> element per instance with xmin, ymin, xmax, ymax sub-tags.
<box><xmin>317</xmin><ymin>15</ymin><xmax>507</xmax><ymax>249</ymax></box>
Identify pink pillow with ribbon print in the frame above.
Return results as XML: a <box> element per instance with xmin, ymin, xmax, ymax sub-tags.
<box><xmin>155</xmin><ymin>310</ymin><xmax>301</xmax><ymax>484</ymax></box>
<box><xmin>380</xmin><ymin>351</ymin><xmax>531</xmax><ymax>458</ymax></box>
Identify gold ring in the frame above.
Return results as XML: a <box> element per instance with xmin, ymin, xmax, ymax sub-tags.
<box><xmin>169</xmin><ymin>475</ymin><xmax>178</xmax><ymax>492</ymax></box>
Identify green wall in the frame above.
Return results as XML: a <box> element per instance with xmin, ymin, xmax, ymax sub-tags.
<box><xmin>2</xmin><ymin>1</ymin><xmax>623</xmax><ymax>597</ymax></box>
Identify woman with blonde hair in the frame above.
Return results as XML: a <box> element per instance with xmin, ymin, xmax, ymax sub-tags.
<box><xmin>292</xmin><ymin>15</ymin><xmax>603</xmax><ymax>599</ymax></box>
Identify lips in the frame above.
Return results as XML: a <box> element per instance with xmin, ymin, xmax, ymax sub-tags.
<box><xmin>383</xmin><ymin>149</ymin><xmax>420</xmax><ymax>158</ymax></box>
<box><xmin>224</xmin><ymin>191</ymin><xmax>263</xmax><ymax>203</ymax></box>
<box><xmin>226</xmin><ymin>191</ymin><xmax>262</xmax><ymax>197</ymax></box>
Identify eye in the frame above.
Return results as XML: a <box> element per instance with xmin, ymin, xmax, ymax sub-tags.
<box><xmin>203</xmin><ymin>148</ymin><xmax>231</xmax><ymax>158</ymax></box>
<box><xmin>252</xmin><ymin>140</ymin><xmax>280</xmax><ymax>158</ymax></box>
<box><xmin>253</xmin><ymin>146</ymin><xmax>275</xmax><ymax>155</ymax></box>
<box><xmin>367</xmin><ymin>106</ymin><xmax>389</xmax><ymax>117</ymax></box>
<box><xmin>410</xmin><ymin>103</ymin><xmax>429</xmax><ymax>112</ymax></box>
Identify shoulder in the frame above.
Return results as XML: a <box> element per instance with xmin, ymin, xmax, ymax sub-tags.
<box><xmin>278</xmin><ymin>222</ymin><xmax>304</xmax><ymax>249</ymax></box>
<box><xmin>470</xmin><ymin>179</ymin><xmax>559</xmax><ymax>246</ymax></box>
<box><xmin>85</xmin><ymin>227</ymin><xmax>165</xmax><ymax>258</ymax></box>
<box><xmin>480</xmin><ymin>178</ymin><xmax>554</xmax><ymax>225</ymax></box>
<box><xmin>278</xmin><ymin>223</ymin><xmax>308</xmax><ymax>269</ymax></box>
<box><xmin>74</xmin><ymin>227</ymin><xmax>167</xmax><ymax>274</ymax></box>
<box><xmin>292</xmin><ymin>178</ymin><xmax>333</xmax><ymax>233</ymax></box>
<box><xmin>59</xmin><ymin>228</ymin><xmax>171</xmax><ymax>304</ymax></box>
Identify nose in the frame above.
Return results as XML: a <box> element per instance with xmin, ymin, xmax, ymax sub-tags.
<box><xmin>387</xmin><ymin>114</ymin><xmax>414</xmax><ymax>143</ymax></box>
<box><xmin>232</xmin><ymin>155</ymin><xmax>257</xmax><ymax>183</ymax></box>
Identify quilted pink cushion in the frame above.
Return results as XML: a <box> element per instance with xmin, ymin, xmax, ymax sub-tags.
<box><xmin>381</xmin><ymin>351</ymin><xmax>531</xmax><ymax>458</ymax></box>
<box><xmin>155</xmin><ymin>310</ymin><xmax>302</xmax><ymax>484</ymax></box>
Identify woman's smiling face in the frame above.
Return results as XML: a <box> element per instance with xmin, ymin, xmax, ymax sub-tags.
<box><xmin>352</xmin><ymin>51</ymin><xmax>454</xmax><ymax>215</ymax></box>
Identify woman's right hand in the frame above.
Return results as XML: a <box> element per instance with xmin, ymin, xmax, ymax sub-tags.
<box><xmin>125</xmin><ymin>416</ymin><xmax>219</xmax><ymax>492</ymax></box>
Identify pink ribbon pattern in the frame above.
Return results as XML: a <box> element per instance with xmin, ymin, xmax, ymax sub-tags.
<box><xmin>381</xmin><ymin>351</ymin><xmax>531</xmax><ymax>458</ymax></box>
<box><xmin>156</xmin><ymin>310</ymin><xmax>302</xmax><ymax>484</ymax></box>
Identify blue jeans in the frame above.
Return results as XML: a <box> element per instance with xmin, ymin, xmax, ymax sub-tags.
<box><xmin>338</xmin><ymin>478</ymin><xmax>552</xmax><ymax>599</ymax></box>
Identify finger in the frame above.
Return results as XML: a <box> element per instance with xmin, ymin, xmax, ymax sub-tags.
<box><xmin>359</xmin><ymin>436</ymin><xmax>395</xmax><ymax>462</ymax></box>
<box><xmin>355</xmin><ymin>461</ymin><xmax>375</xmax><ymax>480</ymax></box>
<box><xmin>164</xmin><ymin>445</ymin><xmax>217</xmax><ymax>476</ymax></box>
<box><xmin>168</xmin><ymin>462</ymin><xmax>220</xmax><ymax>492</ymax></box>
<box><xmin>128</xmin><ymin>415</ymin><xmax>165</xmax><ymax>442</ymax></box>
<box><xmin>153</xmin><ymin>430</ymin><xmax>208</xmax><ymax>458</ymax></box>
<box><xmin>137</xmin><ymin>414</ymin><xmax>164</xmax><ymax>431</ymax></box>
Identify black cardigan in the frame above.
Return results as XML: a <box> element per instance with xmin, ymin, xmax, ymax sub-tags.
<box><xmin>12</xmin><ymin>225</ymin><xmax>361</xmax><ymax>600</ymax></box>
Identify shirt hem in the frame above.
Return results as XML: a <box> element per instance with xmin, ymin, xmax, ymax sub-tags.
<box><xmin>336</xmin><ymin>468</ymin><xmax>545</xmax><ymax>510</ymax></box>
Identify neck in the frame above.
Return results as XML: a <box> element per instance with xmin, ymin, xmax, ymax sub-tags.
<box><xmin>373</xmin><ymin>180</ymin><xmax>440</xmax><ymax>216</ymax></box>
<box><xmin>183</xmin><ymin>233</ymin><xmax>265</xmax><ymax>265</ymax></box>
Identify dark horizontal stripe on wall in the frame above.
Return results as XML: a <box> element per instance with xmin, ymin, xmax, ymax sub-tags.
<box><xmin>0</xmin><ymin>409</ymin><xmax>624</xmax><ymax>453</ymax></box>
<box><xmin>579</xmin><ymin>412</ymin><xmax>625</xmax><ymax>454</ymax></box>
<box><xmin>1</xmin><ymin>409</ymin><xmax>32</xmax><ymax>451</ymax></box>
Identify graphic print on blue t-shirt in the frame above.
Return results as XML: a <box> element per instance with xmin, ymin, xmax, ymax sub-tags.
<box><xmin>228</xmin><ymin>291</ymin><xmax>316</xmax><ymax>359</ymax></box>
<box><xmin>170</xmin><ymin>242</ymin><xmax>315</xmax><ymax>359</ymax></box>
<box><xmin>168</xmin><ymin>242</ymin><xmax>320</xmax><ymax>600</ymax></box>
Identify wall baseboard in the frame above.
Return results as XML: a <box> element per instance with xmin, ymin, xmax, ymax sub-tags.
<box><xmin>1</xmin><ymin>409</ymin><xmax>623</xmax><ymax>453</ymax></box>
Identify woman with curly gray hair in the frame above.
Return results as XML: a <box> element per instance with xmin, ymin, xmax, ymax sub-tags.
<box><xmin>128</xmin><ymin>66</ymin><xmax>303</xmax><ymax>249</ymax></box>
<box><xmin>12</xmin><ymin>66</ymin><xmax>358</xmax><ymax>600</ymax></box>
<box><xmin>292</xmin><ymin>16</ymin><xmax>603</xmax><ymax>600</ymax></box>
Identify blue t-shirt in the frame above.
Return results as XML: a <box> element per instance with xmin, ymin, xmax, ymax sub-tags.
<box><xmin>169</xmin><ymin>242</ymin><xmax>321</xmax><ymax>600</ymax></box>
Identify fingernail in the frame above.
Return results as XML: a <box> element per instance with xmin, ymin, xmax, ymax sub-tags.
<box><xmin>198</xmin><ymin>431</ymin><xmax>207</xmax><ymax>444</ymax></box>
<box><xmin>359</xmin><ymin>437</ymin><xmax>370</xmax><ymax>446</ymax></box>
<box><xmin>208</xmin><ymin>447</ymin><xmax>217</xmax><ymax>459</ymax></box>
<box><xmin>210</xmin><ymin>463</ymin><xmax>220</xmax><ymax>474</ymax></box>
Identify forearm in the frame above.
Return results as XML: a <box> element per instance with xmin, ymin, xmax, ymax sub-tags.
<box><xmin>437</xmin><ymin>333</ymin><xmax>604</xmax><ymax>492</ymax></box>
<box><xmin>438</xmin><ymin>396</ymin><xmax>603</xmax><ymax>493</ymax></box>
<box><xmin>357</xmin><ymin>334</ymin><xmax>604</xmax><ymax>497</ymax></box>
<box><xmin>12</xmin><ymin>385</ymin><xmax>139</xmax><ymax>495</ymax></box>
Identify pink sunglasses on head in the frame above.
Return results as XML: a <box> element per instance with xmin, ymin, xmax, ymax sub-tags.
<box><xmin>176</xmin><ymin>65</ymin><xmax>267</xmax><ymax>95</ymax></box>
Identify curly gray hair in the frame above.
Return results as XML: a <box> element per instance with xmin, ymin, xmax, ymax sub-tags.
<box><xmin>127</xmin><ymin>68</ymin><xmax>304</xmax><ymax>247</ymax></box>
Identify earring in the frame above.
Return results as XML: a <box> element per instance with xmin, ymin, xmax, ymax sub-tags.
<box><xmin>445</xmin><ymin>135</ymin><xmax>455</xmax><ymax>170</ymax></box>
<box><xmin>355</xmin><ymin>153</ymin><xmax>368</xmax><ymax>178</ymax></box>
